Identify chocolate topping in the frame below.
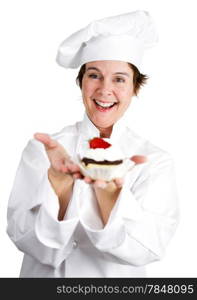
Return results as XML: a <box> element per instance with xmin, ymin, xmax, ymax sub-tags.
<box><xmin>82</xmin><ymin>157</ymin><xmax>123</xmax><ymax>166</ymax></box>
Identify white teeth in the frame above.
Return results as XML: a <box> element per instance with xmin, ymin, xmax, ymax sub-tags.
<box><xmin>94</xmin><ymin>99</ymin><xmax>115</xmax><ymax>108</ymax></box>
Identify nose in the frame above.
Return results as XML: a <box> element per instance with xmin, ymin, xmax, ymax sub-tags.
<box><xmin>96</xmin><ymin>78</ymin><xmax>113</xmax><ymax>97</ymax></box>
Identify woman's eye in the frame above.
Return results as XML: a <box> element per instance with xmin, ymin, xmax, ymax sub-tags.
<box><xmin>88</xmin><ymin>73</ymin><xmax>100</xmax><ymax>79</ymax></box>
<box><xmin>115</xmin><ymin>77</ymin><xmax>125</xmax><ymax>83</ymax></box>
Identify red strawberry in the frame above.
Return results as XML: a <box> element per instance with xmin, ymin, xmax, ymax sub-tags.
<box><xmin>89</xmin><ymin>137</ymin><xmax>111</xmax><ymax>149</ymax></box>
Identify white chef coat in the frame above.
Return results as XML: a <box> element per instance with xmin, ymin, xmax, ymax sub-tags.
<box><xmin>7</xmin><ymin>113</ymin><xmax>179</xmax><ymax>277</ymax></box>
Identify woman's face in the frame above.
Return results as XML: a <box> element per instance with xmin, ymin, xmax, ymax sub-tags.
<box><xmin>81</xmin><ymin>60</ymin><xmax>134</xmax><ymax>133</ymax></box>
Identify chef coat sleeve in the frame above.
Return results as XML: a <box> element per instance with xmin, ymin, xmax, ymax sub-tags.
<box><xmin>79</xmin><ymin>153</ymin><xmax>179</xmax><ymax>266</ymax></box>
<box><xmin>7</xmin><ymin>139</ymin><xmax>79</xmax><ymax>268</ymax></box>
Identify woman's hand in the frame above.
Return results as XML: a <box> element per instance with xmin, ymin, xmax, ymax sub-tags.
<box><xmin>34</xmin><ymin>133</ymin><xmax>81</xmax><ymax>181</ymax></box>
<box><xmin>84</xmin><ymin>155</ymin><xmax>147</xmax><ymax>189</ymax></box>
<box><xmin>85</xmin><ymin>155</ymin><xmax>147</xmax><ymax>225</ymax></box>
<box><xmin>34</xmin><ymin>132</ymin><xmax>82</xmax><ymax>220</ymax></box>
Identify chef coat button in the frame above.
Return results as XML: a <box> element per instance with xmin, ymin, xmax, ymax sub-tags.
<box><xmin>72</xmin><ymin>240</ymin><xmax>78</xmax><ymax>248</ymax></box>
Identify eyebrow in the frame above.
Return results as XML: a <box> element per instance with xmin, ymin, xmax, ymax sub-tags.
<box><xmin>115</xmin><ymin>72</ymin><xmax>130</xmax><ymax>77</ymax></box>
<box><xmin>86</xmin><ymin>67</ymin><xmax>100</xmax><ymax>72</ymax></box>
<box><xmin>86</xmin><ymin>67</ymin><xmax>130</xmax><ymax>77</ymax></box>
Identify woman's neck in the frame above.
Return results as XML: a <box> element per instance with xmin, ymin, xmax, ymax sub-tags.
<box><xmin>97</xmin><ymin>126</ymin><xmax>113</xmax><ymax>138</ymax></box>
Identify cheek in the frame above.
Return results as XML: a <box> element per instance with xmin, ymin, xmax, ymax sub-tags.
<box><xmin>82</xmin><ymin>81</ymin><xmax>96</xmax><ymax>98</ymax></box>
<box><xmin>117</xmin><ymin>87</ymin><xmax>133</xmax><ymax>101</ymax></box>
<box><xmin>121</xmin><ymin>98</ymin><xmax>132</xmax><ymax>111</ymax></box>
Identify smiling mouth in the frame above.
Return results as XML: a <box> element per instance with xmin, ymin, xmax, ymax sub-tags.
<box><xmin>93</xmin><ymin>99</ymin><xmax>117</xmax><ymax>110</ymax></box>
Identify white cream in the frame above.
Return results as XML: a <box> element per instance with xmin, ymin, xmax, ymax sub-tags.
<box><xmin>81</xmin><ymin>139</ymin><xmax>124</xmax><ymax>162</ymax></box>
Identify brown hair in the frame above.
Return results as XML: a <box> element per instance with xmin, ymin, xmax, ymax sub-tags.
<box><xmin>76</xmin><ymin>62</ymin><xmax>148</xmax><ymax>95</ymax></box>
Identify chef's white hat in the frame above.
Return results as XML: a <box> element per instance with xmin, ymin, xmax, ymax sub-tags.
<box><xmin>56</xmin><ymin>10</ymin><xmax>158</xmax><ymax>71</ymax></box>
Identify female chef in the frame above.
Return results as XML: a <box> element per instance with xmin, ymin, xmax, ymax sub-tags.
<box><xmin>7</xmin><ymin>11</ymin><xmax>179</xmax><ymax>277</ymax></box>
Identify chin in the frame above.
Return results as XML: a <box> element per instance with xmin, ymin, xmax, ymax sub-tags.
<box><xmin>94</xmin><ymin>120</ymin><xmax>113</xmax><ymax>129</ymax></box>
<box><xmin>88</xmin><ymin>113</ymin><xmax>114</xmax><ymax>128</ymax></box>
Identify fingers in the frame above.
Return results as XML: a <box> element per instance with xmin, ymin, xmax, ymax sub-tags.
<box><xmin>34</xmin><ymin>133</ymin><xmax>85</xmax><ymax>181</ymax></box>
<box><xmin>93</xmin><ymin>178</ymin><xmax>123</xmax><ymax>189</ymax></box>
<box><xmin>52</xmin><ymin>160</ymin><xmax>83</xmax><ymax>180</ymax></box>
<box><xmin>66</xmin><ymin>161</ymin><xmax>81</xmax><ymax>173</ymax></box>
<box><xmin>131</xmin><ymin>155</ymin><xmax>147</xmax><ymax>164</ymax></box>
<box><xmin>84</xmin><ymin>177</ymin><xmax>124</xmax><ymax>189</ymax></box>
<box><xmin>34</xmin><ymin>133</ymin><xmax>58</xmax><ymax>150</ymax></box>
<box><xmin>113</xmin><ymin>178</ymin><xmax>124</xmax><ymax>188</ymax></box>
<box><xmin>93</xmin><ymin>179</ymin><xmax>107</xmax><ymax>189</ymax></box>
<box><xmin>84</xmin><ymin>176</ymin><xmax>93</xmax><ymax>184</ymax></box>
<box><xmin>73</xmin><ymin>172</ymin><xmax>83</xmax><ymax>179</ymax></box>
<box><xmin>57</xmin><ymin>160</ymin><xmax>82</xmax><ymax>177</ymax></box>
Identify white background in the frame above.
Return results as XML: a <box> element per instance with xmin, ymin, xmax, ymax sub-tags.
<box><xmin>0</xmin><ymin>0</ymin><xmax>197</xmax><ymax>277</ymax></box>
